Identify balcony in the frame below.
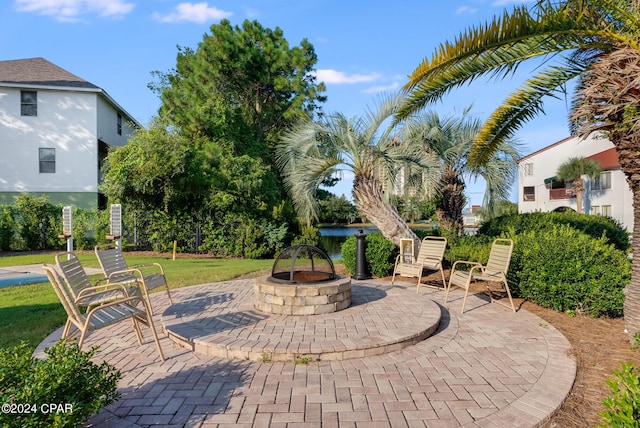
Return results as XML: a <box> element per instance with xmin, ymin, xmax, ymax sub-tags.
<box><xmin>549</xmin><ymin>188</ymin><xmax>575</xmax><ymax>200</ymax></box>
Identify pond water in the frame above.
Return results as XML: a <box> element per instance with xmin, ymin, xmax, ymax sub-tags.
<box><xmin>318</xmin><ymin>227</ymin><xmax>378</xmax><ymax>260</ymax></box>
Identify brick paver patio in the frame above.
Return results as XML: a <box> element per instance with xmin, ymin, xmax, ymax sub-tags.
<box><xmin>36</xmin><ymin>277</ymin><xmax>576</xmax><ymax>427</ymax></box>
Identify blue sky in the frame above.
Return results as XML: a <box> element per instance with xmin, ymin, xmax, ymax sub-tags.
<box><xmin>1</xmin><ymin>0</ymin><xmax>573</xmax><ymax>206</ymax></box>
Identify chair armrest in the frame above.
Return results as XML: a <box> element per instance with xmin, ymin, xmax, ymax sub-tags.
<box><xmin>76</xmin><ymin>283</ymin><xmax>130</xmax><ymax>300</ymax></box>
<box><xmin>85</xmin><ymin>295</ymin><xmax>145</xmax><ymax>317</ymax></box>
<box><xmin>132</xmin><ymin>263</ymin><xmax>165</xmax><ymax>275</ymax></box>
<box><xmin>450</xmin><ymin>260</ymin><xmax>482</xmax><ymax>273</ymax></box>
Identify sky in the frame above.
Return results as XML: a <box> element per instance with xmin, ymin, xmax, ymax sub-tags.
<box><xmin>1</xmin><ymin>0</ymin><xmax>575</xmax><ymax>207</ymax></box>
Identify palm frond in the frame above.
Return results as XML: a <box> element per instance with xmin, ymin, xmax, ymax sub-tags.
<box><xmin>469</xmin><ymin>57</ymin><xmax>585</xmax><ymax>164</ymax></box>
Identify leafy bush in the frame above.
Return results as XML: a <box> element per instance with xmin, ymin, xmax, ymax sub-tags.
<box><xmin>341</xmin><ymin>233</ymin><xmax>397</xmax><ymax>278</ymax></box>
<box><xmin>479</xmin><ymin>211</ymin><xmax>630</xmax><ymax>251</ymax></box>
<box><xmin>508</xmin><ymin>225</ymin><xmax>630</xmax><ymax>317</ymax></box>
<box><xmin>597</xmin><ymin>362</ymin><xmax>640</xmax><ymax>428</ymax></box>
<box><xmin>0</xmin><ymin>340</ymin><xmax>120</xmax><ymax>428</ymax></box>
<box><xmin>13</xmin><ymin>195</ymin><xmax>61</xmax><ymax>251</ymax></box>
<box><xmin>0</xmin><ymin>205</ymin><xmax>14</xmax><ymax>251</ymax></box>
<box><xmin>443</xmin><ymin>235</ymin><xmax>492</xmax><ymax>266</ymax></box>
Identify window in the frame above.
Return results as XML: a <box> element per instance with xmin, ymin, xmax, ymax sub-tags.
<box><xmin>21</xmin><ymin>90</ymin><xmax>37</xmax><ymax>116</ymax></box>
<box><xmin>523</xmin><ymin>163</ymin><xmax>533</xmax><ymax>176</ymax></box>
<box><xmin>602</xmin><ymin>205</ymin><xmax>612</xmax><ymax>217</ymax></box>
<box><xmin>523</xmin><ymin>186</ymin><xmax>535</xmax><ymax>201</ymax></box>
<box><xmin>591</xmin><ymin>206</ymin><xmax>600</xmax><ymax>215</ymax></box>
<box><xmin>593</xmin><ymin>171</ymin><xmax>612</xmax><ymax>190</ymax></box>
<box><xmin>117</xmin><ymin>113</ymin><xmax>122</xmax><ymax>135</ymax></box>
<box><xmin>39</xmin><ymin>148</ymin><xmax>55</xmax><ymax>173</ymax></box>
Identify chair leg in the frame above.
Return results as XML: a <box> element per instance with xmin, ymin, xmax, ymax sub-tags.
<box><xmin>444</xmin><ymin>278</ymin><xmax>452</xmax><ymax>303</ymax></box>
<box><xmin>439</xmin><ymin>267</ymin><xmax>446</xmax><ymax>290</ymax></box>
<box><xmin>130</xmin><ymin>318</ymin><xmax>144</xmax><ymax>345</ymax></box>
<box><xmin>461</xmin><ymin>287</ymin><xmax>470</xmax><ymax>314</ymax></box>
<box><xmin>416</xmin><ymin>273</ymin><xmax>423</xmax><ymax>293</ymax></box>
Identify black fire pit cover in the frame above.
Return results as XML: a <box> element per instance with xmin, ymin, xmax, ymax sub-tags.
<box><xmin>271</xmin><ymin>244</ymin><xmax>336</xmax><ymax>283</ymax></box>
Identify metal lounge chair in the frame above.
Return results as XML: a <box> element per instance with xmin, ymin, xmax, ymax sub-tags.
<box><xmin>391</xmin><ymin>236</ymin><xmax>447</xmax><ymax>292</ymax></box>
<box><xmin>445</xmin><ymin>238</ymin><xmax>516</xmax><ymax>313</ymax></box>
<box><xmin>95</xmin><ymin>244</ymin><xmax>173</xmax><ymax>312</ymax></box>
<box><xmin>55</xmin><ymin>252</ymin><xmax>135</xmax><ymax>309</ymax></box>
<box><xmin>43</xmin><ymin>265</ymin><xmax>165</xmax><ymax>361</ymax></box>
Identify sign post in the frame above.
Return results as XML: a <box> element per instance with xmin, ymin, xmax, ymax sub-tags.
<box><xmin>108</xmin><ymin>204</ymin><xmax>122</xmax><ymax>250</ymax></box>
<box><xmin>58</xmin><ymin>206</ymin><xmax>73</xmax><ymax>259</ymax></box>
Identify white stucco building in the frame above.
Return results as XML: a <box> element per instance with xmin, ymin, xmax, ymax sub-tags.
<box><xmin>0</xmin><ymin>57</ymin><xmax>138</xmax><ymax>209</ymax></box>
<box><xmin>517</xmin><ymin>133</ymin><xmax>633</xmax><ymax>232</ymax></box>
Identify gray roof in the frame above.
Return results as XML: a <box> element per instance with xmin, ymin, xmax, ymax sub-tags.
<box><xmin>0</xmin><ymin>57</ymin><xmax>99</xmax><ymax>89</ymax></box>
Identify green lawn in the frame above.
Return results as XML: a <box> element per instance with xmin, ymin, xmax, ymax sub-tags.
<box><xmin>0</xmin><ymin>252</ymin><xmax>274</xmax><ymax>349</ymax></box>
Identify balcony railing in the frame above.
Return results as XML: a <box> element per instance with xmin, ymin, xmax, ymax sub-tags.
<box><xmin>549</xmin><ymin>188</ymin><xmax>575</xmax><ymax>200</ymax></box>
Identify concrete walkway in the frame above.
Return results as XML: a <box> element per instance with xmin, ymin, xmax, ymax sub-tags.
<box><xmin>36</xmin><ymin>278</ymin><xmax>576</xmax><ymax>427</ymax></box>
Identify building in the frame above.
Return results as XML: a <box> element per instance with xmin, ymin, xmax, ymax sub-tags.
<box><xmin>517</xmin><ymin>133</ymin><xmax>633</xmax><ymax>232</ymax></box>
<box><xmin>0</xmin><ymin>57</ymin><xmax>139</xmax><ymax>209</ymax></box>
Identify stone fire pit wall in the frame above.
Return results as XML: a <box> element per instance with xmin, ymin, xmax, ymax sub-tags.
<box><xmin>253</xmin><ymin>275</ymin><xmax>351</xmax><ymax>315</ymax></box>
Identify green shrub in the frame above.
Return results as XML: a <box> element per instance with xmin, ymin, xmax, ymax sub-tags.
<box><xmin>443</xmin><ymin>235</ymin><xmax>492</xmax><ymax>266</ymax></box>
<box><xmin>341</xmin><ymin>233</ymin><xmax>397</xmax><ymax>278</ymax></box>
<box><xmin>341</xmin><ymin>236</ymin><xmax>357</xmax><ymax>275</ymax></box>
<box><xmin>508</xmin><ymin>225</ymin><xmax>630</xmax><ymax>317</ymax></box>
<box><xmin>0</xmin><ymin>206</ymin><xmax>14</xmax><ymax>251</ymax></box>
<box><xmin>479</xmin><ymin>211</ymin><xmax>630</xmax><ymax>251</ymax></box>
<box><xmin>597</xmin><ymin>362</ymin><xmax>640</xmax><ymax>428</ymax></box>
<box><xmin>365</xmin><ymin>233</ymin><xmax>397</xmax><ymax>278</ymax></box>
<box><xmin>0</xmin><ymin>339</ymin><xmax>120</xmax><ymax>428</ymax></box>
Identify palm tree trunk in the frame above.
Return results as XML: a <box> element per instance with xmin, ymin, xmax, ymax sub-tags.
<box><xmin>576</xmin><ymin>190</ymin><xmax>583</xmax><ymax>214</ymax></box>
<box><xmin>352</xmin><ymin>175</ymin><xmax>418</xmax><ymax>246</ymax></box>
<box><xmin>612</xmin><ymin>131</ymin><xmax>640</xmax><ymax>339</ymax></box>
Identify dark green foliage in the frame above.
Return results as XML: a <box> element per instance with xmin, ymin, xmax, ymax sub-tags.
<box><xmin>341</xmin><ymin>233</ymin><xmax>397</xmax><ymax>278</ymax></box>
<box><xmin>319</xmin><ymin>195</ymin><xmax>358</xmax><ymax>225</ymax></box>
<box><xmin>443</xmin><ymin>235</ymin><xmax>492</xmax><ymax>265</ymax></box>
<box><xmin>478</xmin><ymin>211</ymin><xmax>630</xmax><ymax>251</ymax></box>
<box><xmin>508</xmin><ymin>225</ymin><xmax>629</xmax><ymax>317</ymax></box>
<box><xmin>0</xmin><ymin>206</ymin><xmax>14</xmax><ymax>251</ymax></box>
<box><xmin>13</xmin><ymin>195</ymin><xmax>61</xmax><ymax>251</ymax></box>
<box><xmin>0</xmin><ymin>340</ymin><xmax>120</xmax><ymax>428</ymax></box>
<box><xmin>597</xmin><ymin>362</ymin><xmax>640</xmax><ymax>428</ymax></box>
<box><xmin>340</xmin><ymin>236</ymin><xmax>357</xmax><ymax>274</ymax></box>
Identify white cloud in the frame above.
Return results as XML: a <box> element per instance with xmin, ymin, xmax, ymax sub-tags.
<box><xmin>15</xmin><ymin>0</ymin><xmax>134</xmax><ymax>21</ymax></box>
<box><xmin>492</xmin><ymin>0</ymin><xmax>535</xmax><ymax>5</ymax></box>
<box><xmin>363</xmin><ymin>81</ymin><xmax>400</xmax><ymax>94</ymax></box>
<box><xmin>315</xmin><ymin>69</ymin><xmax>381</xmax><ymax>84</ymax></box>
<box><xmin>152</xmin><ymin>2</ymin><xmax>232</xmax><ymax>24</ymax></box>
<box><xmin>456</xmin><ymin>6</ymin><xmax>477</xmax><ymax>14</ymax></box>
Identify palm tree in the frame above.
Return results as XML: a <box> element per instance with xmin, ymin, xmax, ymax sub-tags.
<box><xmin>396</xmin><ymin>0</ymin><xmax>640</xmax><ymax>336</ymax></box>
<box><xmin>403</xmin><ymin>111</ymin><xmax>519</xmax><ymax>234</ymax></box>
<box><xmin>276</xmin><ymin>95</ymin><xmax>440</xmax><ymax>246</ymax></box>
<box><xmin>556</xmin><ymin>157</ymin><xmax>602</xmax><ymax>213</ymax></box>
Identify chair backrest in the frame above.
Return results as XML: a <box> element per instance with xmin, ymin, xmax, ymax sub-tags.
<box><xmin>95</xmin><ymin>244</ymin><xmax>129</xmax><ymax>277</ymax></box>
<box><xmin>416</xmin><ymin>236</ymin><xmax>447</xmax><ymax>264</ymax></box>
<box><xmin>55</xmin><ymin>252</ymin><xmax>93</xmax><ymax>301</ymax></box>
<box><xmin>43</xmin><ymin>264</ymin><xmax>84</xmax><ymax>323</ymax></box>
<box><xmin>485</xmin><ymin>238</ymin><xmax>514</xmax><ymax>275</ymax></box>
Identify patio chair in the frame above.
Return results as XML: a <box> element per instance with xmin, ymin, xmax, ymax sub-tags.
<box><xmin>95</xmin><ymin>244</ymin><xmax>173</xmax><ymax>312</ymax></box>
<box><xmin>55</xmin><ymin>252</ymin><xmax>135</xmax><ymax>309</ymax></box>
<box><xmin>391</xmin><ymin>236</ymin><xmax>447</xmax><ymax>292</ymax></box>
<box><xmin>445</xmin><ymin>238</ymin><xmax>515</xmax><ymax>314</ymax></box>
<box><xmin>43</xmin><ymin>265</ymin><xmax>164</xmax><ymax>361</ymax></box>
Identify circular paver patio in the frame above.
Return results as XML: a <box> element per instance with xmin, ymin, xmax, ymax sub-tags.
<box><xmin>36</xmin><ymin>278</ymin><xmax>576</xmax><ymax>427</ymax></box>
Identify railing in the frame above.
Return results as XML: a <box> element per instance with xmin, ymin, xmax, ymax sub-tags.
<box><xmin>549</xmin><ymin>188</ymin><xmax>575</xmax><ymax>200</ymax></box>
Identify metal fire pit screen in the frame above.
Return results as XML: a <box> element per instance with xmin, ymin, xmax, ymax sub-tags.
<box><xmin>271</xmin><ymin>245</ymin><xmax>336</xmax><ymax>283</ymax></box>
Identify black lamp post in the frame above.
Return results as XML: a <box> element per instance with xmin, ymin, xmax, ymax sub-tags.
<box><xmin>353</xmin><ymin>229</ymin><xmax>371</xmax><ymax>280</ymax></box>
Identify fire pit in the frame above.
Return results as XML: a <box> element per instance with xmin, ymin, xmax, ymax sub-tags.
<box><xmin>254</xmin><ymin>244</ymin><xmax>351</xmax><ymax>315</ymax></box>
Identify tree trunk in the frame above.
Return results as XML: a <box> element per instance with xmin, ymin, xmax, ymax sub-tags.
<box><xmin>436</xmin><ymin>168</ymin><xmax>465</xmax><ymax>236</ymax></box>
<box><xmin>575</xmin><ymin>190</ymin><xmax>583</xmax><ymax>213</ymax></box>
<box><xmin>352</xmin><ymin>175</ymin><xmax>418</xmax><ymax>246</ymax></box>
<box><xmin>612</xmin><ymin>131</ymin><xmax>640</xmax><ymax>339</ymax></box>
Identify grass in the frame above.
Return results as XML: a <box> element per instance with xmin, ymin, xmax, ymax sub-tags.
<box><xmin>0</xmin><ymin>252</ymin><xmax>274</xmax><ymax>349</ymax></box>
